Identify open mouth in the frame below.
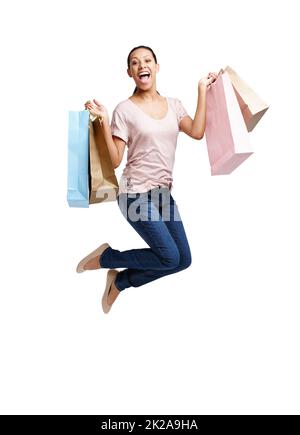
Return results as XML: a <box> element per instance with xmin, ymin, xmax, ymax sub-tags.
<box><xmin>138</xmin><ymin>72</ymin><xmax>151</xmax><ymax>83</ymax></box>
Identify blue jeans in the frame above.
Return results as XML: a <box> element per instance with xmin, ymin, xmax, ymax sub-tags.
<box><xmin>100</xmin><ymin>186</ymin><xmax>192</xmax><ymax>291</ymax></box>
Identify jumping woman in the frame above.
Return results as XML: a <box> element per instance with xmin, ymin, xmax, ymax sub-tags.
<box><xmin>76</xmin><ymin>45</ymin><xmax>218</xmax><ymax>313</ymax></box>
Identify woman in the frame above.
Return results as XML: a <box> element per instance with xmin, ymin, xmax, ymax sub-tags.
<box><xmin>77</xmin><ymin>45</ymin><xmax>218</xmax><ymax>313</ymax></box>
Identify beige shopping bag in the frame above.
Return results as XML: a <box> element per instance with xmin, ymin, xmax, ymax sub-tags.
<box><xmin>89</xmin><ymin>117</ymin><xmax>119</xmax><ymax>203</ymax></box>
<box><xmin>221</xmin><ymin>65</ymin><xmax>269</xmax><ymax>132</ymax></box>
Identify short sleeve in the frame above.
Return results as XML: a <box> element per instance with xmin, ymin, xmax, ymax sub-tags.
<box><xmin>110</xmin><ymin>108</ymin><xmax>129</xmax><ymax>143</ymax></box>
<box><xmin>174</xmin><ymin>98</ymin><xmax>189</xmax><ymax>128</ymax></box>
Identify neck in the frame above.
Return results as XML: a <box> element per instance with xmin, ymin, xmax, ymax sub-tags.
<box><xmin>134</xmin><ymin>87</ymin><xmax>159</xmax><ymax>102</ymax></box>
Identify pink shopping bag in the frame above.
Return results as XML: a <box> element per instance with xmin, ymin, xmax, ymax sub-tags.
<box><xmin>204</xmin><ymin>70</ymin><xmax>254</xmax><ymax>175</ymax></box>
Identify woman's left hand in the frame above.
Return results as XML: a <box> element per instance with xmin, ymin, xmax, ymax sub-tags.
<box><xmin>198</xmin><ymin>71</ymin><xmax>219</xmax><ymax>90</ymax></box>
<box><xmin>208</xmin><ymin>71</ymin><xmax>219</xmax><ymax>82</ymax></box>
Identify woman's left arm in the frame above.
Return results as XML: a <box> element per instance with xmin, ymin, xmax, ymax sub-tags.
<box><xmin>190</xmin><ymin>84</ymin><xmax>207</xmax><ymax>139</ymax></box>
<box><xmin>180</xmin><ymin>71</ymin><xmax>218</xmax><ymax>140</ymax></box>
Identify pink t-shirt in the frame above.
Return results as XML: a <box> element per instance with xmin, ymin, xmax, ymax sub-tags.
<box><xmin>110</xmin><ymin>96</ymin><xmax>189</xmax><ymax>194</ymax></box>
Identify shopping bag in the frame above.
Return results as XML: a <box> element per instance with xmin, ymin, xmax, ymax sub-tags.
<box><xmin>205</xmin><ymin>70</ymin><xmax>254</xmax><ymax>175</ymax></box>
<box><xmin>221</xmin><ymin>65</ymin><xmax>269</xmax><ymax>132</ymax></box>
<box><xmin>67</xmin><ymin>110</ymin><xmax>90</xmax><ymax>207</ymax></box>
<box><xmin>89</xmin><ymin>117</ymin><xmax>119</xmax><ymax>203</ymax></box>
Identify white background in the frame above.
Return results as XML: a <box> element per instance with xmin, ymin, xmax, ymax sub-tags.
<box><xmin>0</xmin><ymin>0</ymin><xmax>299</xmax><ymax>415</ymax></box>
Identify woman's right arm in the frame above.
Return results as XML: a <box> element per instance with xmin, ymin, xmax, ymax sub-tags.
<box><xmin>84</xmin><ymin>100</ymin><xmax>126</xmax><ymax>169</ymax></box>
<box><xmin>100</xmin><ymin>118</ymin><xmax>126</xmax><ymax>169</ymax></box>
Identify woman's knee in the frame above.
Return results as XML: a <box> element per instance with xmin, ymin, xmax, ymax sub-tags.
<box><xmin>160</xmin><ymin>247</ymin><xmax>181</xmax><ymax>269</ymax></box>
<box><xmin>161</xmin><ymin>245</ymin><xmax>192</xmax><ymax>272</ymax></box>
<box><xmin>178</xmin><ymin>249</ymin><xmax>192</xmax><ymax>271</ymax></box>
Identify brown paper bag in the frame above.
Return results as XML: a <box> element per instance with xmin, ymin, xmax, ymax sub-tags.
<box><xmin>89</xmin><ymin>118</ymin><xmax>119</xmax><ymax>203</ymax></box>
<box><xmin>221</xmin><ymin>65</ymin><xmax>269</xmax><ymax>132</ymax></box>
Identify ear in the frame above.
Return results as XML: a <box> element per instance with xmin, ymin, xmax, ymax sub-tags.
<box><xmin>156</xmin><ymin>63</ymin><xmax>160</xmax><ymax>74</ymax></box>
<box><xmin>127</xmin><ymin>68</ymin><xmax>132</xmax><ymax>78</ymax></box>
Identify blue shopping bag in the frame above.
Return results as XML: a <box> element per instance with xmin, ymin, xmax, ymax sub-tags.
<box><xmin>67</xmin><ymin>110</ymin><xmax>90</xmax><ymax>208</ymax></box>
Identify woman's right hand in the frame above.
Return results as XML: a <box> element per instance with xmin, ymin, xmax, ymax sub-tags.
<box><xmin>84</xmin><ymin>99</ymin><xmax>109</xmax><ymax>123</ymax></box>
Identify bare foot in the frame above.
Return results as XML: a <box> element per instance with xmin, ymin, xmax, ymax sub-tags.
<box><xmin>83</xmin><ymin>255</ymin><xmax>100</xmax><ymax>271</ymax></box>
<box><xmin>107</xmin><ymin>280</ymin><xmax>121</xmax><ymax>306</ymax></box>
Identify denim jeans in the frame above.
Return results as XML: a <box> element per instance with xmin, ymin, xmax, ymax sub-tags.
<box><xmin>100</xmin><ymin>186</ymin><xmax>192</xmax><ymax>291</ymax></box>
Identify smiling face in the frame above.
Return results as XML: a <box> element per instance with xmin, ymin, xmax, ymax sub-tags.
<box><xmin>127</xmin><ymin>48</ymin><xmax>159</xmax><ymax>91</ymax></box>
